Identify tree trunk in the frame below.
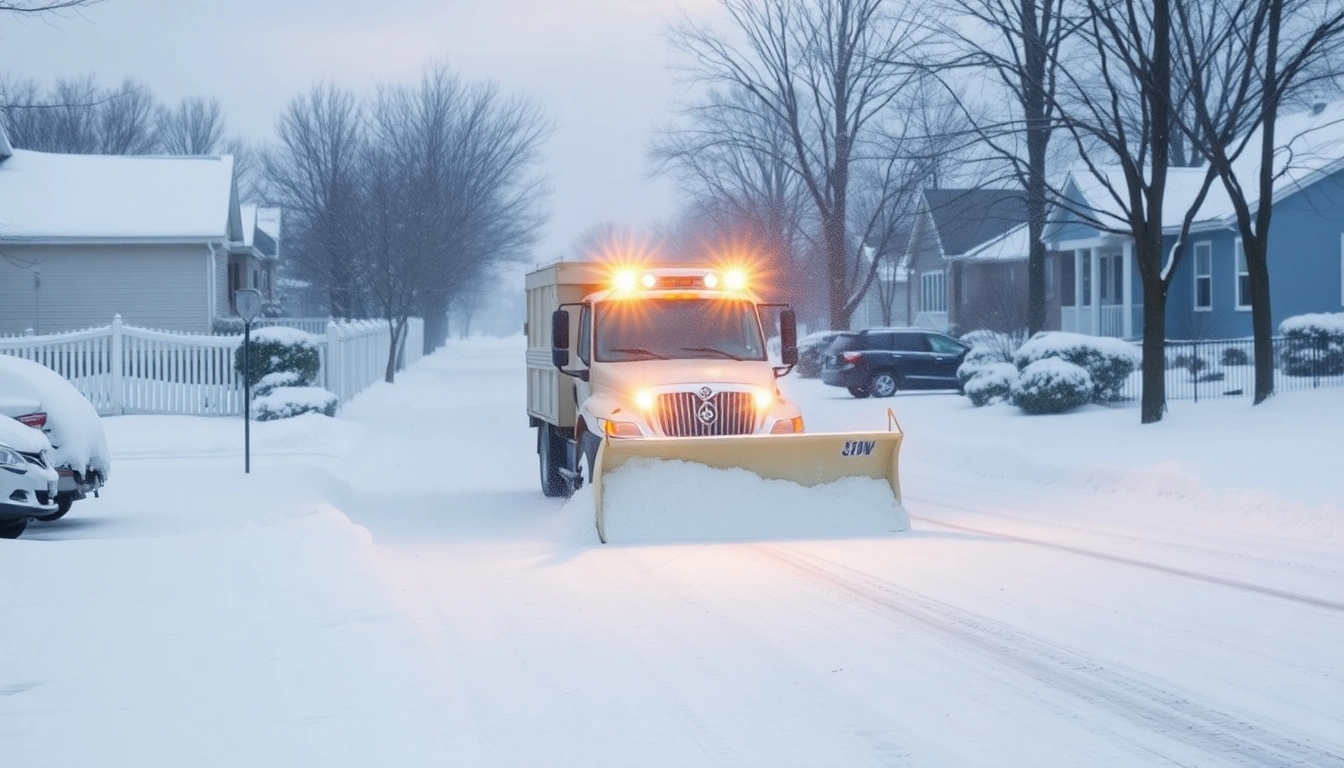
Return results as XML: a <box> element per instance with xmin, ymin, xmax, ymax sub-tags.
<box><xmin>384</xmin><ymin>316</ymin><xmax>407</xmax><ymax>383</ymax></box>
<box><xmin>1139</xmin><ymin>278</ymin><xmax>1167</xmax><ymax>424</ymax></box>
<box><xmin>825</xmin><ymin>213</ymin><xmax>849</xmax><ymax>330</ymax></box>
<box><xmin>420</xmin><ymin>291</ymin><xmax>450</xmax><ymax>353</ymax></box>
<box><xmin>1247</xmin><ymin>236</ymin><xmax>1275</xmax><ymax>404</ymax></box>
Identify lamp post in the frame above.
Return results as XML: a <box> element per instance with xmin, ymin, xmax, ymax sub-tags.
<box><xmin>235</xmin><ymin>289</ymin><xmax>263</xmax><ymax>474</ymax></box>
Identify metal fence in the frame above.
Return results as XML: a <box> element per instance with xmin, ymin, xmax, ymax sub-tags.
<box><xmin>0</xmin><ymin>315</ymin><xmax>425</xmax><ymax>416</ymax></box>
<box><xmin>1118</xmin><ymin>336</ymin><xmax>1343</xmax><ymax>402</ymax></box>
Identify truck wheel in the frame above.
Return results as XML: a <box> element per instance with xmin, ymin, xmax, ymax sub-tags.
<box><xmin>0</xmin><ymin>519</ymin><xmax>27</xmax><ymax>539</ymax></box>
<box><xmin>538</xmin><ymin>425</ymin><xmax>572</xmax><ymax>498</ymax></box>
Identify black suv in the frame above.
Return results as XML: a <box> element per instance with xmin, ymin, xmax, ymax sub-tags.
<box><xmin>821</xmin><ymin>329</ymin><xmax>969</xmax><ymax>398</ymax></box>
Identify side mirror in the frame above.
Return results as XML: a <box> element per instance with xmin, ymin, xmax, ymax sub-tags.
<box><xmin>779</xmin><ymin>309</ymin><xmax>798</xmax><ymax>366</ymax></box>
<box><xmin>551</xmin><ymin>309</ymin><xmax>570</xmax><ymax>369</ymax></box>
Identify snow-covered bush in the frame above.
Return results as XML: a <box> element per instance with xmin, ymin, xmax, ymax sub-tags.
<box><xmin>964</xmin><ymin>362</ymin><xmax>1017</xmax><ymax>407</ymax></box>
<box><xmin>1014</xmin><ymin>331</ymin><xmax>1139</xmax><ymax>402</ymax></box>
<box><xmin>959</xmin><ymin>329</ymin><xmax>1022</xmax><ymax>363</ymax></box>
<box><xmin>1010</xmin><ymin>359</ymin><xmax>1093</xmax><ymax>415</ymax></box>
<box><xmin>254</xmin><ymin>371</ymin><xmax>304</xmax><ymax>398</ymax></box>
<box><xmin>252</xmin><ymin>386</ymin><xmax>338</xmax><ymax>421</ymax></box>
<box><xmin>1279</xmin><ymin>312</ymin><xmax>1344</xmax><ymax>377</ymax></box>
<box><xmin>956</xmin><ymin>344</ymin><xmax>1014</xmax><ymax>387</ymax></box>
<box><xmin>235</xmin><ymin>327</ymin><xmax>322</xmax><ymax>388</ymax></box>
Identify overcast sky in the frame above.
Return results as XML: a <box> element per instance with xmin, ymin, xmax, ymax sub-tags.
<box><xmin>0</xmin><ymin>0</ymin><xmax>717</xmax><ymax>263</ymax></box>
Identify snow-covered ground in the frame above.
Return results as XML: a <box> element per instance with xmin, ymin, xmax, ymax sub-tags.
<box><xmin>3</xmin><ymin>335</ymin><xmax>1341</xmax><ymax>766</ymax></box>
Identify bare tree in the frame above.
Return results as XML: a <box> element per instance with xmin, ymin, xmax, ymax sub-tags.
<box><xmin>1172</xmin><ymin>0</ymin><xmax>1344</xmax><ymax>404</ymax></box>
<box><xmin>97</xmin><ymin>78</ymin><xmax>158</xmax><ymax>154</ymax></box>
<box><xmin>1049</xmin><ymin>0</ymin><xmax>1226</xmax><ymax>423</ymax></box>
<box><xmin>670</xmin><ymin>0</ymin><xmax>925</xmax><ymax>330</ymax></box>
<box><xmin>262</xmin><ymin>83</ymin><xmax>366</xmax><ymax>317</ymax></box>
<box><xmin>0</xmin><ymin>75</ymin><xmax>159</xmax><ymax>154</ymax></box>
<box><xmin>0</xmin><ymin>1</ymin><xmax>101</xmax><ymax>10</ymax></box>
<box><xmin>929</xmin><ymin>0</ymin><xmax>1072</xmax><ymax>336</ymax></box>
<box><xmin>157</xmin><ymin>96</ymin><xmax>227</xmax><ymax>154</ymax></box>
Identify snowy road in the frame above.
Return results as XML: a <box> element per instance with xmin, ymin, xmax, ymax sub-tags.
<box><xmin>335</xmin><ymin>340</ymin><xmax>1344</xmax><ymax>766</ymax></box>
<box><xmin>5</xmin><ymin>337</ymin><xmax>1342</xmax><ymax>767</ymax></box>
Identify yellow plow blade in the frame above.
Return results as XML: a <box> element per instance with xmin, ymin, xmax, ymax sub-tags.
<box><xmin>592</xmin><ymin>429</ymin><xmax>903</xmax><ymax>544</ymax></box>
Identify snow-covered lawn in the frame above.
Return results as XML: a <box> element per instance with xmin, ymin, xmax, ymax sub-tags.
<box><xmin>3</xmin><ymin>335</ymin><xmax>1341</xmax><ymax>766</ymax></box>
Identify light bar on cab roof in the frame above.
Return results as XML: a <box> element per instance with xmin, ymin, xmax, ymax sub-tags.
<box><xmin>609</xmin><ymin>267</ymin><xmax>750</xmax><ymax>292</ymax></box>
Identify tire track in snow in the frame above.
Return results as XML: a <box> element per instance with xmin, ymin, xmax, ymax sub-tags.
<box><xmin>753</xmin><ymin>545</ymin><xmax>1344</xmax><ymax>768</ymax></box>
<box><xmin>906</xmin><ymin>499</ymin><xmax>1344</xmax><ymax>613</ymax></box>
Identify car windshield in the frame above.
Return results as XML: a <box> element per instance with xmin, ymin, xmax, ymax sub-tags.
<box><xmin>594</xmin><ymin>299</ymin><xmax>767</xmax><ymax>362</ymax></box>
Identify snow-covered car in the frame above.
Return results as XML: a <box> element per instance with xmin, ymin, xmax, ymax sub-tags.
<box><xmin>0</xmin><ymin>355</ymin><xmax>110</xmax><ymax>521</ymax></box>
<box><xmin>0</xmin><ymin>415</ymin><xmax>60</xmax><ymax>539</ymax></box>
<box><xmin>796</xmin><ymin>331</ymin><xmax>842</xmax><ymax>378</ymax></box>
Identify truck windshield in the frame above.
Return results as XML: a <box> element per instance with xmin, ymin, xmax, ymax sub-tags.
<box><xmin>594</xmin><ymin>299</ymin><xmax>768</xmax><ymax>363</ymax></box>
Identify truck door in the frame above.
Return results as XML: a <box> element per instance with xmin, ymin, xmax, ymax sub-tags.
<box><xmin>576</xmin><ymin>304</ymin><xmax>594</xmax><ymax>406</ymax></box>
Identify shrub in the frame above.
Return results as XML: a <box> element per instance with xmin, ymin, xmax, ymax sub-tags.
<box><xmin>964</xmin><ymin>363</ymin><xmax>1017</xmax><ymax>407</ymax></box>
<box><xmin>1014</xmin><ymin>331</ymin><xmax>1139</xmax><ymax>402</ymax></box>
<box><xmin>213</xmin><ymin>317</ymin><xmax>245</xmax><ymax>336</ymax></box>
<box><xmin>1010</xmin><ymin>359</ymin><xmax>1093</xmax><ymax>415</ymax></box>
<box><xmin>1220</xmin><ymin>346</ymin><xmax>1250</xmax><ymax>366</ymax></box>
<box><xmin>959</xmin><ymin>329</ymin><xmax>1023</xmax><ymax>364</ymax></box>
<box><xmin>1279</xmin><ymin>312</ymin><xmax>1344</xmax><ymax>377</ymax></box>
<box><xmin>252</xmin><ymin>386</ymin><xmax>338</xmax><ymax>421</ymax></box>
<box><xmin>254</xmin><ymin>371</ymin><xmax>303</xmax><ymax>398</ymax></box>
<box><xmin>956</xmin><ymin>345</ymin><xmax>1013</xmax><ymax>387</ymax></box>
<box><xmin>234</xmin><ymin>327</ymin><xmax>321</xmax><ymax>388</ymax></box>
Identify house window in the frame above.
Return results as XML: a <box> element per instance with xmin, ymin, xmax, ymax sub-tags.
<box><xmin>1061</xmin><ymin>255</ymin><xmax>1075</xmax><ymax>306</ymax></box>
<box><xmin>1235</xmin><ymin>240</ymin><xmax>1251</xmax><ymax>310</ymax></box>
<box><xmin>1080</xmin><ymin>255</ymin><xmax>1092</xmax><ymax>306</ymax></box>
<box><xmin>921</xmin><ymin>271</ymin><xmax>946</xmax><ymax>313</ymax></box>
<box><xmin>1193</xmin><ymin>242</ymin><xmax>1212</xmax><ymax>310</ymax></box>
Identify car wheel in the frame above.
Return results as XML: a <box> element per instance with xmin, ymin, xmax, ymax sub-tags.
<box><xmin>847</xmin><ymin>386</ymin><xmax>870</xmax><ymax>399</ymax></box>
<box><xmin>35</xmin><ymin>497</ymin><xmax>74</xmax><ymax>522</ymax></box>
<box><xmin>0</xmin><ymin>519</ymin><xmax>27</xmax><ymax>539</ymax></box>
<box><xmin>538</xmin><ymin>425</ymin><xmax>573</xmax><ymax>498</ymax></box>
<box><xmin>869</xmin><ymin>370</ymin><xmax>900</xmax><ymax>398</ymax></box>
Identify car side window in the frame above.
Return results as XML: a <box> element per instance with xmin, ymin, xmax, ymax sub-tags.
<box><xmin>577</xmin><ymin>305</ymin><xmax>592</xmax><ymax>365</ymax></box>
<box><xmin>868</xmin><ymin>333</ymin><xmax>895</xmax><ymax>350</ymax></box>
<box><xmin>890</xmin><ymin>333</ymin><xmax>929</xmax><ymax>352</ymax></box>
<box><xmin>926</xmin><ymin>334</ymin><xmax>964</xmax><ymax>355</ymax></box>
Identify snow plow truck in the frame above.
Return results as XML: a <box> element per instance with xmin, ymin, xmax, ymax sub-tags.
<box><xmin>525</xmin><ymin>260</ymin><xmax>904</xmax><ymax>542</ymax></box>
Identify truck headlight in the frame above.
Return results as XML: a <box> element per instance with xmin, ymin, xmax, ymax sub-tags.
<box><xmin>770</xmin><ymin>417</ymin><xmax>804</xmax><ymax>434</ymax></box>
<box><xmin>753</xmin><ymin>388</ymin><xmax>776</xmax><ymax>410</ymax></box>
<box><xmin>635</xmin><ymin>389</ymin><xmax>657</xmax><ymax>410</ymax></box>
<box><xmin>0</xmin><ymin>445</ymin><xmax>27</xmax><ymax>472</ymax></box>
<box><xmin>603</xmin><ymin>419</ymin><xmax>644</xmax><ymax>438</ymax></box>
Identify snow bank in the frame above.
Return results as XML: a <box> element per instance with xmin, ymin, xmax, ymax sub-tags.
<box><xmin>585</xmin><ymin>457</ymin><xmax>909</xmax><ymax>544</ymax></box>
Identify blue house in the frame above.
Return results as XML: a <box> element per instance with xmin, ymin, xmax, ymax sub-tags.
<box><xmin>1042</xmin><ymin>101</ymin><xmax>1344</xmax><ymax>340</ymax></box>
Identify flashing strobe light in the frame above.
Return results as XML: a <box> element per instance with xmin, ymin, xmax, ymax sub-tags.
<box><xmin>614</xmin><ymin>270</ymin><xmax>638</xmax><ymax>291</ymax></box>
<box><xmin>724</xmin><ymin>269</ymin><xmax>748</xmax><ymax>291</ymax></box>
<box><xmin>641</xmin><ymin>273</ymin><xmax>658</xmax><ymax>289</ymax></box>
<box><xmin>703</xmin><ymin>273</ymin><xmax>720</xmax><ymax>289</ymax></box>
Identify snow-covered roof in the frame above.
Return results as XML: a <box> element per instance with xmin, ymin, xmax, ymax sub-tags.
<box><xmin>958</xmin><ymin>222</ymin><xmax>1031</xmax><ymax>262</ymax></box>
<box><xmin>1057</xmin><ymin>101</ymin><xmax>1344</xmax><ymax>236</ymax></box>
<box><xmin>256</xmin><ymin>207</ymin><xmax>281</xmax><ymax>241</ymax></box>
<box><xmin>0</xmin><ymin>148</ymin><xmax>236</xmax><ymax>242</ymax></box>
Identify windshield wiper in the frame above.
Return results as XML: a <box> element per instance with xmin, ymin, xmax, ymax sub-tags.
<box><xmin>608</xmin><ymin>347</ymin><xmax>669</xmax><ymax>360</ymax></box>
<box><xmin>680</xmin><ymin>346</ymin><xmax>746</xmax><ymax>361</ymax></box>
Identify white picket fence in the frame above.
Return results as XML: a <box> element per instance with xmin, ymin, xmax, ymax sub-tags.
<box><xmin>0</xmin><ymin>315</ymin><xmax>425</xmax><ymax>416</ymax></box>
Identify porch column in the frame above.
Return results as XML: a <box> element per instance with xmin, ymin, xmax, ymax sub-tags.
<box><xmin>1122</xmin><ymin>240</ymin><xmax>1134</xmax><ymax>339</ymax></box>
<box><xmin>1090</xmin><ymin>246</ymin><xmax>1101</xmax><ymax>336</ymax></box>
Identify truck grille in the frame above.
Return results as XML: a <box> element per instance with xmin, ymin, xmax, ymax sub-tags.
<box><xmin>655</xmin><ymin>391</ymin><xmax>756</xmax><ymax>436</ymax></box>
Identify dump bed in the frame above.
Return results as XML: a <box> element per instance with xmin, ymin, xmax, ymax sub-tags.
<box><xmin>525</xmin><ymin>261</ymin><xmax>608</xmax><ymax>429</ymax></box>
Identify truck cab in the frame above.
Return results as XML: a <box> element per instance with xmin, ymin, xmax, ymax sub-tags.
<box><xmin>526</xmin><ymin>262</ymin><xmax>800</xmax><ymax>496</ymax></box>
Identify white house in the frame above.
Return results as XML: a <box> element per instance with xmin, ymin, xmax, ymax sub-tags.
<box><xmin>0</xmin><ymin>125</ymin><xmax>261</xmax><ymax>335</ymax></box>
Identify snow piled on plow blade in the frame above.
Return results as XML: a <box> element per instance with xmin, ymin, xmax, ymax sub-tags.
<box><xmin>585</xmin><ymin>455</ymin><xmax>909</xmax><ymax>545</ymax></box>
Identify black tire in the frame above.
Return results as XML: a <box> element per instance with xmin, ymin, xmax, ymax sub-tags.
<box><xmin>0</xmin><ymin>519</ymin><xmax>27</xmax><ymax>539</ymax></box>
<box><xmin>869</xmin><ymin>370</ymin><xmax>900</xmax><ymax>398</ymax></box>
<box><xmin>579</xmin><ymin>430</ymin><xmax>601</xmax><ymax>488</ymax></box>
<box><xmin>538</xmin><ymin>425</ymin><xmax>573</xmax><ymax>498</ymax></box>
<box><xmin>847</xmin><ymin>386</ymin><xmax>871</xmax><ymax>399</ymax></box>
<box><xmin>35</xmin><ymin>497</ymin><xmax>74</xmax><ymax>523</ymax></box>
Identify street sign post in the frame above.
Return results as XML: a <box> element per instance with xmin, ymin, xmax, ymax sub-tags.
<box><xmin>235</xmin><ymin>289</ymin><xmax>263</xmax><ymax>474</ymax></box>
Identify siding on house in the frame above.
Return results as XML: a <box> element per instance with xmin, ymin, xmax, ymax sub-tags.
<box><xmin>1161</xmin><ymin>166</ymin><xmax>1344</xmax><ymax>338</ymax></box>
<box><xmin>0</xmin><ymin>243</ymin><xmax>212</xmax><ymax>334</ymax></box>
